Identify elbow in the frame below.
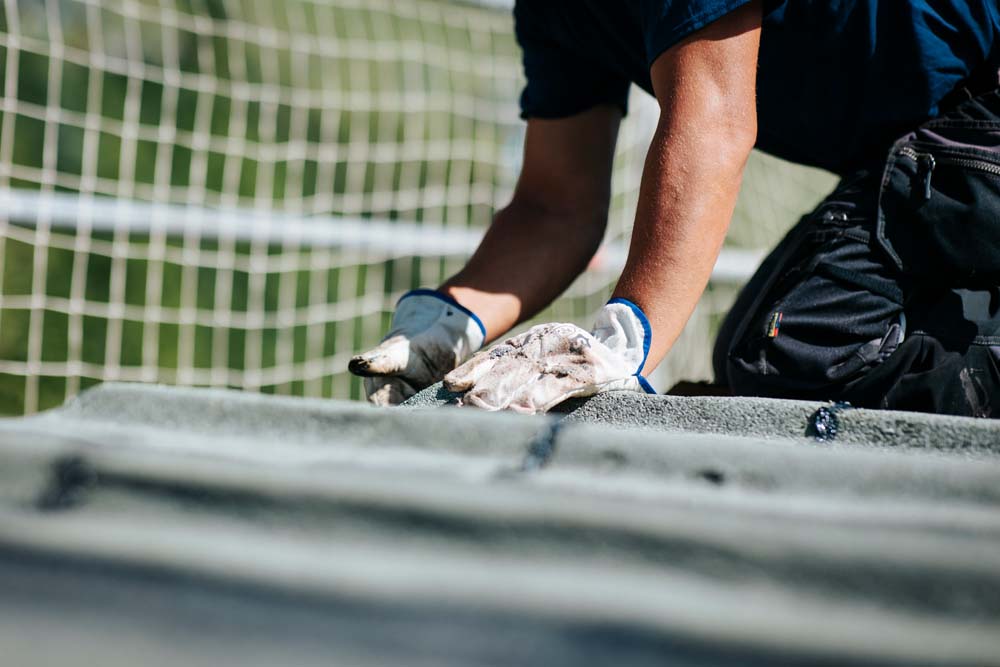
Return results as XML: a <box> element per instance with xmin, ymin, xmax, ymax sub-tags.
<box><xmin>716</xmin><ymin>122</ymin><xmax>756</xmax><ymax>184</ymax></box>
<box><xmin>657</xmin><ymin>90</ymin><xmax>757</xmax><ymax>174</ymax></box>
<box><xmin>698</xmin><ymin>92</ymin><xmax>757</xmax><ymax>169</ymax></box>
<box><xmin>704</xmin><ymin>111</ymin><xmax>756</xmax><ymax>197</ymax></box>
<box><xmin>723</xmin><ymin>109</ymin><xmax>757</xmax><ymax>163</ymax></box>
<box><xmin>723</xmin><ymin>109</ymin><xmax>757</xmax><ymax>169</ymax></box>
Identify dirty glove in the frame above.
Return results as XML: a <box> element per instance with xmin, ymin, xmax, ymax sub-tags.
<box><xmin>443</xmin><ymin>298</ymin><xmax>655</xmax><ymax>414</ymax></box>
<box><xmin>349</xmin><ymin>289</ymin><xmax>486</xmax><ymax>406</ymax></box>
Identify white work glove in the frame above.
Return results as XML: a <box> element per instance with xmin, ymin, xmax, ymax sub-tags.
<box><xmin>443</xmin><ymin>298</ymin><xmax>655</xmax><ymax>414</ymax></box>
<box><xmin>349</xmin><ymin>289</ymin><xmax>486</xmax><ymax>406</ymax></box>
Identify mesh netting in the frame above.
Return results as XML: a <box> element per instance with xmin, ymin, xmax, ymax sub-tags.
<box><xmin>0</xmin><ymin>0</ymin><xmax>835</xmax><ymax>414</ymax></box>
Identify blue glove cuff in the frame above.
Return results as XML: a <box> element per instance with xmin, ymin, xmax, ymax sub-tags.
<box><xmin>606</xmin><ymin>297</ymin><xmax>656</xmax><ymax>394</ymax></box>
<box><xmin>399</xmin><ymin>289</ymin><xmax>487</xmax><ymax>341</ymax></box>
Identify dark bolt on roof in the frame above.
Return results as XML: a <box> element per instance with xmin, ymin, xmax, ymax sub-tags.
<box><xmin>1</xmin><ymin>382</ymin><xmax>999</xmax><ymax>666</ymax></box>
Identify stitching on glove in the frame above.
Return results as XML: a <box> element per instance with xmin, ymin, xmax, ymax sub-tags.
<box><xmin>606</xmin><ymin>297</ymin><xmax>655</xmax><ymax>393</ymax></box>
<box><xmin>400</xmin><ymin>288</ymin><xmax>488</xmax><ymax>342</ymax></box>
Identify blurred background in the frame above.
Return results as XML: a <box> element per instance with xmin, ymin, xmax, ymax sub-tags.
<box><xmin>0</xmin><ymin>0</ymin><xmax>836</xmax><ymax>415</ymax></box>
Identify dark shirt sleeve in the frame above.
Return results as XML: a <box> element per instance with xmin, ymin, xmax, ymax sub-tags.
<box><xmin>641</xmin><ymin>0</ymin><xmax>760</xmax><ymax>66</ymax></box>
<box><xmin>514</xmin><ymin>0</ymin><xmax>632</xmax><ymax>120</ymax></box>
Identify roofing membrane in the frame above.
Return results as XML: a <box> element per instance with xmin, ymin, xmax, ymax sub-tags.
<box><xmin>1</xmin><ymin>383</ymin><xmax>999</xmax><ymax>666</ymax></box>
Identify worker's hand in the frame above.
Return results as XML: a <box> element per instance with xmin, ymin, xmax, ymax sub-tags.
<box><xmin>443</xmin><ymin>299</ymin><xmax>655</xmax><ymax>414</ymax></box>
<box><xmin>349</xmin><ymin>290</ymin><xmax>486</xmax><ymax>406</ymax></box>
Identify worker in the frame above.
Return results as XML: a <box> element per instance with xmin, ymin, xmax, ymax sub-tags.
<box><xmin>350</xmin><ymin>1</ymin><xmax>1000</xmax><ymax>417</ymax></box>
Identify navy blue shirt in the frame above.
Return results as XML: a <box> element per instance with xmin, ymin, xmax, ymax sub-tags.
<box><xmin>515</xmin><ymin>1</ymin><xmax>1000</xmax><ymax>174</ymax></box>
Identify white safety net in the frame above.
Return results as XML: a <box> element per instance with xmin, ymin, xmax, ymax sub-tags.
<box><xmin>0</xmin><ymin>0</ymin><xmax>835</xmax><ymax>414</ymax></box>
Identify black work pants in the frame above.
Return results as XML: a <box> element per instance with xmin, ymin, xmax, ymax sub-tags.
<box><xmin>713</xmin><ymin>80</ymin><xmax>1000</xmax><ymax>418</ymax></box>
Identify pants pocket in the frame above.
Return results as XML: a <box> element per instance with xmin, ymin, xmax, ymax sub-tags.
<box><xmin>727</xmin><ymin>219</ymin><xmax>905</xmax><ymax>400</ymax></box>
<box><xmin>877</xmin><ymin>114</ymin><xmax>1000</xmax><ymax>286</ymax></box>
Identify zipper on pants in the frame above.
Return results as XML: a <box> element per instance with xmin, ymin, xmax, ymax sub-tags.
<box><xmin>900</xmin><ymin>145</ymin><xmax>1000</xmax><ymax>201</ymax></box>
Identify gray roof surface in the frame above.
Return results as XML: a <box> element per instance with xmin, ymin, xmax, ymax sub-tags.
<box><xmin>1</xmin><ymin>383</ymin><xmax>999</xmax><ymax>666</ymax></box>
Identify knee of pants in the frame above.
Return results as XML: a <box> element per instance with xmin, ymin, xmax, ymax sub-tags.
<box><xmin>848</xmin><ymin>333</ymin><xmax>1000</xmax><ymax>417</ymax></box>
<box><xmin>848</xmin><ymin>287</ymin><xmax>1000</xmax><ymax>417</ymax></box>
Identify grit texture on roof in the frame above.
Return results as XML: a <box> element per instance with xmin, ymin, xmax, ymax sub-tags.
<box><xmin>1</xmin><ymin>383</ymin><xmax>999</xmax><ymax>666</ymax></box>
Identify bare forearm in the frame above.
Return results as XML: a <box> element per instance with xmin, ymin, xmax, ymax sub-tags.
<box><xmin>612</xmin><ymin>0</ymin><xmax>761</xmax><ymax>371</ymax></box>
<box><xmin>612</xmin><ymin>121</ymin><xmax>752</xmax><ymax>368</ymax></box>
<box><xmin>438</xmin><ymin>107</ymin><xmax>621</xmax><ymax>343</ymax></box>
<box><xmin>440</xmin><ymin>201</ymin><xmax>605</xmax><ymax>341</ymax></box>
